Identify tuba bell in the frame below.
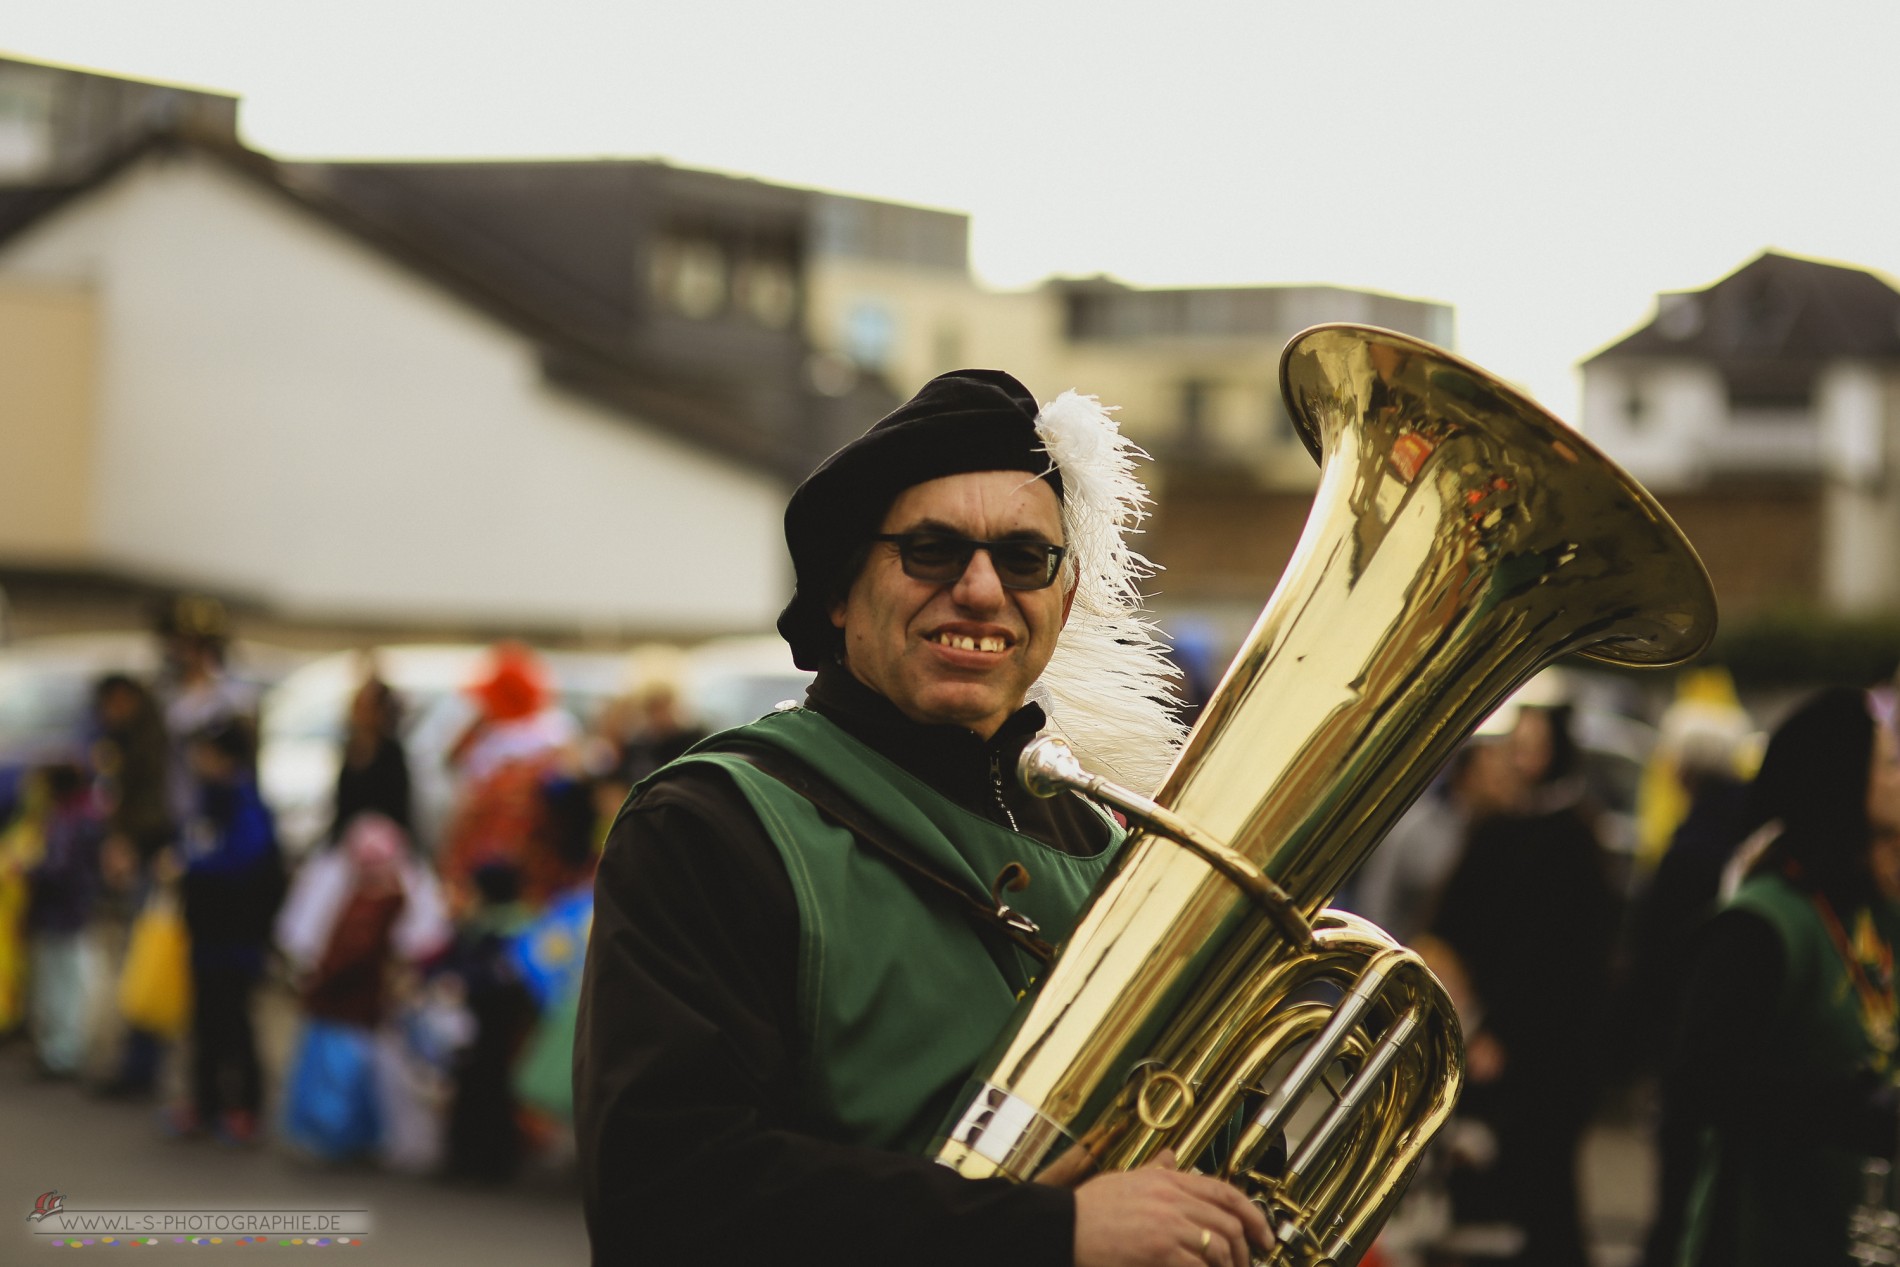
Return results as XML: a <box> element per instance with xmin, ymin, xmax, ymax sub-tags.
<box><xmin>934</xmin><ymin>324</ymin><xmax>1719</xmax><ymax>1264</ymax></box>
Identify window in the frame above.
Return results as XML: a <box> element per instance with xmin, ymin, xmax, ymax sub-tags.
<box><xmin>843</xmin><ymin>301</ymin><xmax>896</xmax><ymax>371</ymax></box>
<box><xmin>0</xmin><ymin>71</ymin><xmax>55</xmax><ymax>181</ymax></box>
<box><xmin>649</xmin><ymin>235</ymin><xmax>729</xmax><ymax>320</ymax></box>
<box><xmin>1178</xmin><ymin>379</ymin><xmax>1212</xmax><ymax>454</ymax></box>
<box><xmin>736</xmin><ymin>255</ymin><xmax>798</xmax><ymax>330</ymax></box>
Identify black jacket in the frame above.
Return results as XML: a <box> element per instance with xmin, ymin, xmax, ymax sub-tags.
<box><xmin>574</xmin><ymin>668</ymin><xmax>1111</xmax><ymax>1267</ymax></box>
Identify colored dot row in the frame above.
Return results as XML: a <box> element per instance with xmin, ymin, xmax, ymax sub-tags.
<box><xmin>47</xmin><ymin>1237</ymin><xmax>363</xmax><ymax>1247</ymax></box>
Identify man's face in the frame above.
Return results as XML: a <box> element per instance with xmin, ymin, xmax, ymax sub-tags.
<box><xmin>188</xmin><ymin>740</ymin><xmax>236</xmax><ymax>785</ymax></box>
<box><xmin>98</xmin><ymin>684</ymin><xmax>137</xmax><ymax>728</ymax></box>
<box><xmin>830</xmin><ymin>469</ymin><xmax>1071</xmax><ymax>738</ymax></box>
<box><xmin>1458</xmin><ymin>739</ymin><xmax>1527</xmax><ymax>819</ymax></box>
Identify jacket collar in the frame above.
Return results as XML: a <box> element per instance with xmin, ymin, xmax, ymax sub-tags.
<box><xmin>805</xmin><ymin>666</ymin><xmax>1045</xmax><ymax>801</ymax></box>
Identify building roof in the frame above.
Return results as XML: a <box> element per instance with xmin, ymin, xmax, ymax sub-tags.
<box><xmin>0</xmin><ymin>129</ymin><xmax>899</xmax><ymax>481</ymax></box>
<box><xmin>0</xmin><ymin>53</ymin><xmax>240</xmax><ymax>185</ymax></box>
<box><xmin>0</xmin><ymin>186</ymin><xmax>51</xmax><ymax>225</ymax></box>
<box><xmin>1586</xmin><ymin>251</ymin><xmax>1900</xmax><ymax>399</ymax></box>
<box><xmin>282</xmin><ymin>157</ymin><xmax>793</xmax><ymax>349</ymax></box>
<box><xmin>1049</xmin><ymin>274</ymin><xmax>1450</xmax><ymax>342</ymax></box>
<box><xmin>0</xmin><ymin>50</ymin><xmax>239</xmax><ymax>101</ymax></box>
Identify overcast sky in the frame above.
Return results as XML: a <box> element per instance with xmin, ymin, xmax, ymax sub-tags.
<box><xmin>5</xmin><ymin>0</ymin><xmax>1897</xmax><ymax>418</ymax></box>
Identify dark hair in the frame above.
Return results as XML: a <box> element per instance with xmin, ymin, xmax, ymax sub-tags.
<box><xmin>472</xmin><ymin>860</ymin><xmax>523</xmax><ymax>906</ymax></box>
<box><xmin>1524</xmin><ymin>704</ymin><xmax>1582</xmax><ymax>785</ymax></box>
<box><xmin>1746</xmin><ymin>687</ymin><xmax>1877</xmax><ymax>906</ymax></box>
<box><xmin>94</xmin><ymin>671</ymin><xmax>141</xmax><ymax>700</ymax></box>
<box><xmin>39</xmin><ymin>760</ymin><xmax>87</xmax><ymax>800</ymax></box>
<box><xmin>356</xmin><ymin>677</ymin><xmax>404</xmax><ymax>735</ymax></box>
<box><xmin>191</xmin><ymin>716</ymin><xmax>256</xmax><ymax>769</ymax></box>
<box><xmin>93</xmin><ymin>672</ymin><xmax>159</xmax><ymax>717</ymax></box>
<box><xmin>540</xmin><ymin>776</ymin><xmax>599</xmax><ymax>870</ymax></box>
<box><xmin>814</xmin><ymin>541</ymin><xmax>876</xmax><ymax>659</ymax></box>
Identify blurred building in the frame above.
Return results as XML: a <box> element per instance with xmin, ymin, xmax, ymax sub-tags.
<box><xmin>0</xmin><ymin>52</ymin><xmax>238</xmax><ymax>184</ymax></box>
<box><xmin>0</xmin><ymin>53</ymin><xmax>1452</xmax><ymax>649</ymax></box>
<box><xmin>0</xmin><ymin>135</ymin><xmax>810</xmax><ymax>643</ymax></box>
<box><xmin>1579</xmin><ymin>251</ymin><xmax>1900</xmax><ymax>616</ymax></box>
<box><xmin>812</xmin><ymin>272</ymin><xmax>1453</xmax><ymax>644</ymax></box>
<box><xmin>0</xmin><ymin>58</ymin><xmax>914</xmax><ymax>642</ymax></box>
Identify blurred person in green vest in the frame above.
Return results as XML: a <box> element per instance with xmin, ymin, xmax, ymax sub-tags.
<box><xmin>576</xmin><ymin>371</ymin><xmax>1273</xmax><ymax>1267</ymax></box>
<box><xmin>1674</xmin><ymin>687</ymin><xmax>1900</xmax><ymax>1266</ymax></box>
<box><xmin>1614</xmin><ymin>702</ymin><xmax>1757</xmax><ymax>1267</ymax></box>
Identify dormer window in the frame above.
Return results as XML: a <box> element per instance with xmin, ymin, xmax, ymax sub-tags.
<box><xmin>651</xmin><ymin>234</ymin><xmax>728</xmax><ymax>320</ymax></box>
<box><xmin>737</xmin><ymin>255</ymin><xmax>797</xmax><ymax>330</ymax></box>
<box><xmin>0</xmin><ymin>71</ymin><xmax>55</xmax><ymax>181</ymax></box>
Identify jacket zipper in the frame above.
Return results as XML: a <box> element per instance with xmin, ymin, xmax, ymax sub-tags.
<box><xmin>989</xmin><ymin>751</ymin><xmax>1022</xmax><ymax>833</ymax></box>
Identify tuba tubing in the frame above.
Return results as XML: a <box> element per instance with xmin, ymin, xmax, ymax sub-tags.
<box><xmin>933</xmin><ymin>324</ymin><xmax>1718</xmax><ymax>1265</ymax></box>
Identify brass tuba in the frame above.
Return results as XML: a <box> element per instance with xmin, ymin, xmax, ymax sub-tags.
<box><xmin>934</xmin><ymin>324</ymin><xmax>1719</xmax><ymax>1264</ymax></box>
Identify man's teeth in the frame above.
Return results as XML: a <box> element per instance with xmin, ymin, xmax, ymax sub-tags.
<box><xmin>934</xmin><ymin>633</ymin><xmax>1008</xmax><ymax>652</ymax></box>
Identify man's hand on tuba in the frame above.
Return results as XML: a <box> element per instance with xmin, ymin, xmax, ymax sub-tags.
<box><xmin>1073</xmin><ymin>1150</ymin><xmax>1274</xmax><ymax>1267</ymax></box>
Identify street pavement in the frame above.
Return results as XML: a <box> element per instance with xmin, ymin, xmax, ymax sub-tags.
<box><xmin>1581</xmin><ymin>1109</ymin><xmax>1658</xmax><ymax>1267</ymax></box>
<box><xmin>0</xmin><ymin>1013</ymin><xmax>1659</xmax><ymax>1266</ymax></box>
<box><xmin>0</xmin><ymin>1039</ymin><xmax>589</xmax><ymax>1264</ymax></box>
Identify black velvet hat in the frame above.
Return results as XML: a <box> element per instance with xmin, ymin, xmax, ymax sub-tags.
<box><xmin>776</xmin><ymin>369</ymin><xmax>1062</xmax><ymax>670</ymax></box>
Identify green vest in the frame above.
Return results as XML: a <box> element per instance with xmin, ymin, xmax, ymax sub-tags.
<box><xmin>1680</xmin><ymin>875</ymin><xmax>1900</xmax><ymax>1267</ymax></box>
<box><xmin>672</xmin><ymin>707</ymin><xmax>1124</xmax><ymax>1154</ymax></box>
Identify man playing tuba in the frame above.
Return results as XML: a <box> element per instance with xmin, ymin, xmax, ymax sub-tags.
<box><xmin>575</xmin><ymin>371</ymin><xmax>1274</xmax><ymax>1267</ymax></box>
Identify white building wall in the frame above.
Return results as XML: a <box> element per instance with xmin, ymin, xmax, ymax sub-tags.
<box><xmin>1582</xmin><ymin>350</ymin><xmax>1900</xmax><ymax>612</ymax></box>
<box><xmin>0</xmin><ymin>150</ymin><xmax>790</xmax><ymax>634</ymax></box>
<box><xmin>1818</xmin><ymin>364</ymin><xmax>1900</xmax><ymax>611</ymax></box>
<box><xmin>1579</xmin><ymin>360</ymin><xmax>1726</xmax><ymax>490</ymax></box>
<box><xmin>1818</xmin><ymin>364</ymin><xmax>1887</xmax><ymax>487</ymax></box>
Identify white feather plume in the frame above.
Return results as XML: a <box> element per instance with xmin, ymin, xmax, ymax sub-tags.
<box><xmin>1029</xmin><ymin>390</ymin><xmax>1186</xmax><ymax>793</ymax></box>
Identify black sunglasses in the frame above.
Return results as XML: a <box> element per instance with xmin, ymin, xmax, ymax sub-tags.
<box><xmin>872</xmin><ymin>532</ymin><xmax>1067</xmax><ymax>590</ymax></box>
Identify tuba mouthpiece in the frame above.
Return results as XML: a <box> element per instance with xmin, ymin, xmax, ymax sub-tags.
<box><xmin>1019</xmin><ymin>735</ymin><xmax>1088</xmax><ymax>799</ymax></box>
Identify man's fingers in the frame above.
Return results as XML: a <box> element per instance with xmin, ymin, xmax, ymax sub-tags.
<box><xmin>1167</xmin><ymin>1225</ymin><xmax>1231</xmax><ymax>1267</ymax></box>
<box><xmin>1196</xmin><ymin>1209</ymin><xmax>1247</xmax><ymax>1267</ymax></box>
<box><xmin>1221</xmin><ymin>1216</ymin><xmax>1252</xmax><ymax>1267</ymax></box>
<box><xmin>1231</xmin><ymin>1191</ymin><xmax>1273</xmax><ymax>1251</ymax></box>
<box><xmin>1203</xmin><ymin>1199</ymin><xmax>1261</xmax><ymax>1266</ymax></box>
<box><xmin>1073</xmin><ymin>1161</ymin><xmax>1280</xmax><ymax>1267</ymax></box>
<box><xmin>1120</xmin><ymin>1150</ymin><xmax>1275</xmax><ymax>1261</ymax></box>
<box><xmin>1158</xmin><ymin>1172</ymin><xmax>1270</xmax><ymax>1264</ymax></box>
<box><xmin>1172</xmin><ymin>1170</ymin><xmax>1272</xmax><ymax>1250</ymax></box>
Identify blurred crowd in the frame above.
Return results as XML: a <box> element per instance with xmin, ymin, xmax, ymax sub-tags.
<box><xmin>1346</xmin><ymin>667</ymin><xmax>1900</xmax><ymax>1267</ymax></box>
<box><xmin>6</xmin><ymin>597</ymin><xmax>1900</xmax><ymax>1262</ymax></box>
<box><xmin>0</xmin><ymin>598</ymin><xmax>705</xmax><ymax>1184</ymax></box>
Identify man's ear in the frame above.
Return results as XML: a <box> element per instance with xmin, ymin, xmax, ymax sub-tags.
<box><xmin>1060</xmin><ymin>581</ymin><xmax>1077</xmax><ymax>628</ymax></box>
<box><xmin>827</xmin><ymin>545</ymin><xmax>872</xmax><ymax>634</ymax></box>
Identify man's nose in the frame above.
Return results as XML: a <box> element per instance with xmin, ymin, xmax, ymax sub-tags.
<box><xmin>951</xmin><ymin>546</ymin><xmax>1007</xmax><ymax>609</ymax></box>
